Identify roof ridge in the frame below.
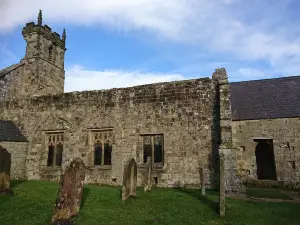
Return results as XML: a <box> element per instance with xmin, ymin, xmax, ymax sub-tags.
<box><xmin>0</xmin><ymin>62</ymin><xmax>25</xmax><ymax>79</ymax></box>
<box><xmin>230</xmin><ymin>75</ymin><xmax>300</xmax><ymax>84</ymax></box>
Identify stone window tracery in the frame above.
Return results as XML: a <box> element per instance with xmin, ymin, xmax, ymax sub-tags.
<box><xmin>142</xmin><ymin>134</ymin><xmax>164</xmax><ymax>167</ymax></box>
<box><xmin>91</xmin><ymin>130</ymin><xmax>112</xmax><ymax>166</ymax></box>
<box><xmin>46</xmin><ymin>132</ymin><xmax>64</xmax><ymax>167</ymax></box>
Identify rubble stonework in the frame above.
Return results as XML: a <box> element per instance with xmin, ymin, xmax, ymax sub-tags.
<box><xmin>213</xmin><ymin>69</ymin><xmax>245</xmax><ymax>194</ymax></box>
<box><xmin>0</xmin><ymin>11</ymin><xmax>299</xmax><ymax>190</ymax></box>
<box><xmin>219</xmin><ymin>150</ymin><xmax>225</xmax><ymax>217</ymax></box>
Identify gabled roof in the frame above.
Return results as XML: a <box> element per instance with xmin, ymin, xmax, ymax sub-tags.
<box><xmin>0</xmin><ymin>120</ymin><xmax>27</xmax><ymax>142</ymax></box>
<box><xmin>0</xmin><ymin>62</ymin><xmax>24</xmax><ymax>79</ymax></box>
<box><xmin>230</xmin><ymin>75</ymin><xmax>300</xmax><ymax>121</ymax></box>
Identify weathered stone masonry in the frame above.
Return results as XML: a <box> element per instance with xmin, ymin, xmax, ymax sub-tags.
<box><xmin>0</xmin><ymin>77</ymin><xmax>216</xmax><ymax>188</ymax></box>
<box><xmin>1</xmin><ymin>11</ymin><xmax>299</xmax><ymax>189</ymax></box>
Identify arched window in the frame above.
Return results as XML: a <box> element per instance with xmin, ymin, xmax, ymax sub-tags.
<box><xmin>92</xmin><ymin>130</ymin><xmax>113</xmax><ymax>166</ymax></box>
<box><xmin>46</xmin><ymin>133</ymin><xmax>64</xmax><ymax>167</ymax></box>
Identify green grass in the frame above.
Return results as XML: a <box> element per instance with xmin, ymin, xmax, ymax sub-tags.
<box><xmin>0</xmin><ymin>180</ymin><xmax>300</xmax><ymax>225</ymax></box>
<box><xmin>246</xmin><ymin>187</ymin><xmax>293</xmax><ymax>200</ymax></box>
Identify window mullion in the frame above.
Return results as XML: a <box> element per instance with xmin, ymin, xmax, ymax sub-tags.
<box><xmin>53</xmin><ymin>143</ymin><xmax>57</xmax><ymax>167</ymax></box>
<box><xmin>151</xmin><ymin>136</ymin><xmax>154</xmax><ymax>164</ymax></box>
<box><xmin>102</xmin><ymin>140</ymin><xmax>104</xmax><ymax>165</ymax></box>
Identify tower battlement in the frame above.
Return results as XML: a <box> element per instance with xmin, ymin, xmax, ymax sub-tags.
<box><xmin>22</xmin><ymin>10</ymin><xmax>66</xmax><ymax>52</ymax></box>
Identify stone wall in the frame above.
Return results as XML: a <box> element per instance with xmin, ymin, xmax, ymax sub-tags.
<box><xmin>21</xmin><ymin>58</ymin><xmax>65</xmax><ymax>97</ymax></box>
<box><xmin>232</xmin><ymin>118</ymin><xmax>300</xmax><ymax>183</ymax></box>
<box><xmin>0</xmin><ymin>141</ymin><xmax>28</xmax><ymax>179</ymax></box>
<box><xmin>0</xmin><ymin>77</ymin><xmax>215</xmax><ymax>188</ymax></box>
<box><xmin>0</xmin><ymin>63</ymin><xmax>25</xmax><ymax>101</ymax></box>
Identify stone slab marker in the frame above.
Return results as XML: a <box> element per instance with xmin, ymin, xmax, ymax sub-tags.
<box><xmin>219</xmin><ymin>151</ymin><xmax>225</xmax><ymax>217</ymax></box>
<box><xmin>144</xmin><ymin>157</ymin><xmax>153</xmax><ymax>192</ymax></box>
<box><xmin>51</xmin><ymin>158</ymin><xmax>86</xmax><ymax>224</ymax></box>
<box><xmin>122</xmin><ymin>158</ymin><xmax>137</xmax><ymax>200</ymax></box>
<box><xmin>0</xmin><ymin>145</ymin><xmax>12</xmax><ymax>195</ymax></box>
<box><xmin>200</xmin><ymin>168</ymin><xmax>205</xmax><ymax>195</ymax></box>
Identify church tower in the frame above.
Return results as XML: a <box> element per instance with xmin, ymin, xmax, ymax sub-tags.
<box><xmin>21</xmin><ymin>10</ymin><xmax>66</xmax><ymax>97</ymax></box>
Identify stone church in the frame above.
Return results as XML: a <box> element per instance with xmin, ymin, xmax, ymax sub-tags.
<box><xmin>0</xmin><ymin>11</ymin><xmax>299</xmax><ymax>189</ymax></box>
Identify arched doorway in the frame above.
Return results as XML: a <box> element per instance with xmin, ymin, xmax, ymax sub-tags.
<box><xmin>255</xmin><ymin>139</ymin><xmax>277</xmax><ymax>180</ymax></box>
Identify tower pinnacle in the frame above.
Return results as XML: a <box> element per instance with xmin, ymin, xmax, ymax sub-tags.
<box><xmin>38</xmin><ymin>10</ymin><xmax>42</xmax><ymax>26</ymax></box>
<box><xmin>62</xmin><ymin>29</ymin><xmax>66</xmax><ymax>43</ymax></box>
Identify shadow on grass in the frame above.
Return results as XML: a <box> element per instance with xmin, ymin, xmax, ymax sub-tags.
<box><xmin>174</xmin><ymin>187</ymin><xmax>219</xmax><ymax>214</ymax></box>
<box><xmin>10</xmin><ymin>179</ymin><xmax>27</xmax><ymax>189</ymax></box>
<box><xmin>80</xmin><ymin>187</ymin><xmax>91</xmax><ymax>209</ymax></box>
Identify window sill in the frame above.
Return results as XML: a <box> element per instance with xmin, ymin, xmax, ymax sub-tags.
<box><xmin>138</xmin><ymin>163</ymin><xmax>165</xmax><ymax>170</ymax></box>
<box><xmin>87</xmin><ymin>165</ymin><xmax>112</xmax><ymax>170</ymax></box>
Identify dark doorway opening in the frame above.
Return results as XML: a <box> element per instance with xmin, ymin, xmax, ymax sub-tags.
<box><xmin>255</xmin><ymin>139</ymin><xmax>277</xmax><ymax>180</ymax></box>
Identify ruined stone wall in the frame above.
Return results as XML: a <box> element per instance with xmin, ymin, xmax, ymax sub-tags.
<box><xmin>0</xmin><ymin>63</ymin><xmax>25</xmax><ymax>101</ymax></box>
<box><xmin>232</xmin><ymin>118</ymin><xmax>300</xmax><ymax>183</ymax></box>
<box><xmin>0</xmin><ymin>78</ymin><xmax>214</xmax><ymax>188</ymax></box>
<box><xmin>0</xmin><ymin>141</ymin><xmax>28</xmax><ymax>179</ymax></box>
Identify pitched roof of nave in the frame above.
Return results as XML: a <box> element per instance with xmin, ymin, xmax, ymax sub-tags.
<box><xmin>0</xmin><ymin>63</ymin><xmax>24</xmax><ymax>80</ymax></box>
<box><xmin>0</xmin><ymin>120</ymin><xmax>27</xmax><ymax>142</ymax></box>
<box><xmin>230</xmin><ymin>75</ymin><xmax>300</xmax><ymax>121</ymax></box>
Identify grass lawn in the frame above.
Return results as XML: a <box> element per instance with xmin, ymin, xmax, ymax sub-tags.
<box><xmin>0</xmin><ymin>180</ymin><xmax>300</xmax><ymax>225</ymax></box>
<box><xmin>246</xmin><ymin>187</ymin><xmax>293</xmax><ymax>200</ymax></box>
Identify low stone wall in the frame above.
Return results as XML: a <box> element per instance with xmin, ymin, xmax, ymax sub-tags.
<box><xmin>0</xmin><ymin>141</ymin><xmax>28</xmax><ymax>179</ymax></box>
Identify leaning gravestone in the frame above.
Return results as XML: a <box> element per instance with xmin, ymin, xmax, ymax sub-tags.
<box><xmin>219</xmin><ymin>151</ymin><xmax>225</xmax><ymax>217</ymax></box>
<box><xmin>200</xmin><ymin>167</ymin><xmax>206</xmax><ymax>195</ymax></box>
<box><xmin>0</xmin><ymin>145</ymin><xmax>12</xmax><ymax>195</ymax></box>
<box><xmin>51</xmin><ymin>158</ymin><xmax>86</xmax><ymax>225</ymax></box>
<box><xmin>122</xmin><ymin>158</ymin><xmax>137</xmax><ymax>201</ymax></box>
<box><xmin>144</xmin><ymin>157</ymin><xmax>153</xmax><ymax>192</ymax></box>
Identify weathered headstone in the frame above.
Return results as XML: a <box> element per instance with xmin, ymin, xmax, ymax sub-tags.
<box><xmin>219</xmin><ymin>151</ymin><xmax>225</xmax><ymax>217</ymax></box>
<box><xmin>144</xmin><ymin>157</ymin><xmax>153</xmax><ymax>192</ymax></box>
<box><xmin>122</xmin><ymin>158</ymin><xmax>137</xmax><ymax>201</ymax></box>
<box><xmin>51</xmin><ymin>158</ymin><xmax>86</xmax><ymax>224</ymax></box>
<box><xmin>0</xmin><ymin>145</ymin><xmax>12</xmax><ymax>195</ymax></box>
<box><xmin>200</xmin><ymin>167</ymin><xmax>206</xmax><ymax>195</ymax></box>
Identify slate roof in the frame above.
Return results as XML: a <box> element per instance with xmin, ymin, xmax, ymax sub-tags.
<box><xmin>0</xmin><ymin>120</ymin><xmax>27</xmax><ymax>142</ymax></box>
<box><xmin>230</xmin><ymin>75</ymin><xmax>300</xmax><ymax>121</ymax></box>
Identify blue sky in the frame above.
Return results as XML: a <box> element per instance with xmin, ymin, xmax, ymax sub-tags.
<box><xmin>1</xmin><ymin>0</ymin><xmax>300</xmax><ymax>92</ymax></box>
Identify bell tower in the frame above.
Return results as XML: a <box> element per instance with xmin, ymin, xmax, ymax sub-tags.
<box><xmin>21</xmin><ymin>10</ymin><xmax>67</xmax><ymax>97</ymax></box>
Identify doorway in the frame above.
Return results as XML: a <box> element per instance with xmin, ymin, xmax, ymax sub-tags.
<box><xmin>255</xmin><ymin>139</ymin><xmax>277</xmax><ymax>180</ymax></box>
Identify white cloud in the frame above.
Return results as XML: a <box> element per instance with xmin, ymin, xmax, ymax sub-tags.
<box><xmin>64</xmin><ymin>65</ymin><xmax>185</xmax><ymax>92</ymax></box>
<box><xmin>1</xmin><ymin>0</ymin><xmax>299</xmax><ymax>78</ymax></box>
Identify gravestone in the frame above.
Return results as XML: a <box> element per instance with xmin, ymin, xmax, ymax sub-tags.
<box><xmin>122</xmin><ymin>158</ymin><xmax>137</xmax><ymax>201</ymax></box>
<box><xmin>0</xmin><ymin>146</ymin><xmax>12</xmax><ymax>195</ymax></box>
<box><xmin>200</xmin><ymin>168</ymin><xmax>206</xmax><ymax>195</ymax></box>
<box><xmin>144</xmin><ymin>157</ymin><xmax>153</xmax><ymax>192</ymax></box>
<box><xmin>51</xmin><ymin>158</ymin><xmax>86</xmax><ymax>224</ymax></box>
<box><xmin>219</xmin><ymin>151</ymin><xmax>225</xmax><ymax>217</ymax></box>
